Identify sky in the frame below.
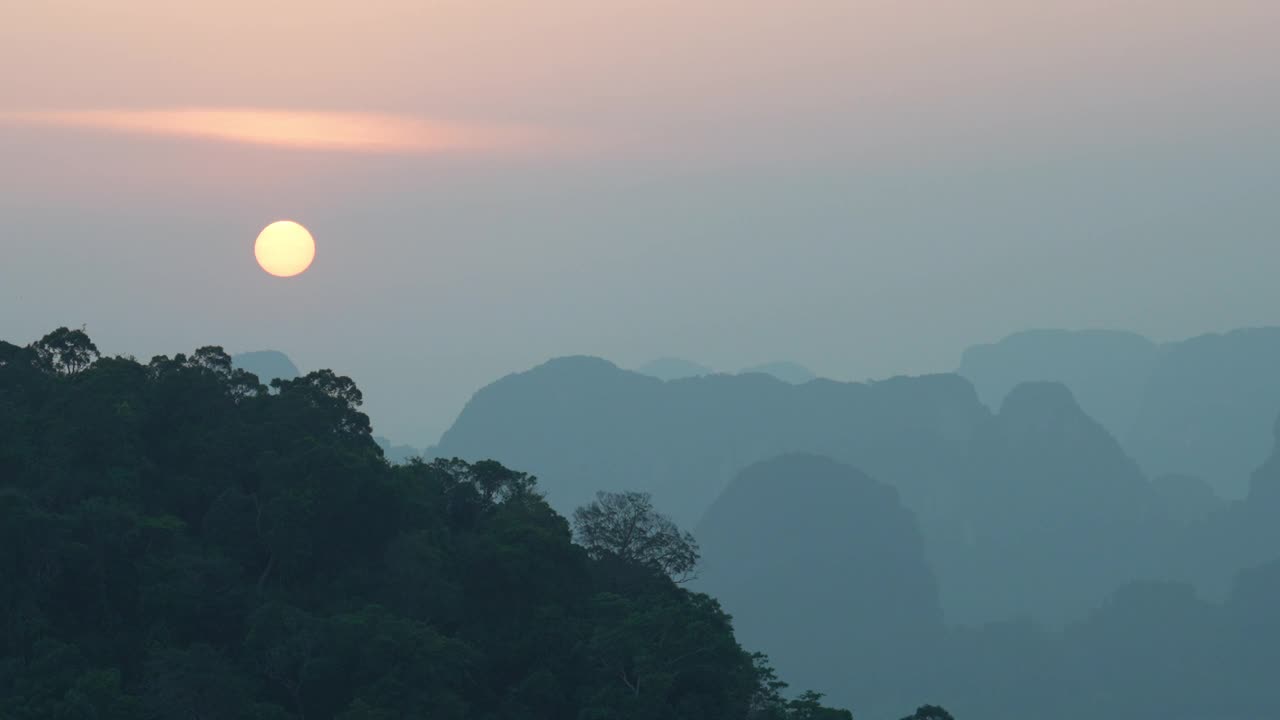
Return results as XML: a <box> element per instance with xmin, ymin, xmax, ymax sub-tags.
<box><xmin>2</xmin><ymin>0</ymin><xmax>1279</xmax><ymax>445</ymax></box>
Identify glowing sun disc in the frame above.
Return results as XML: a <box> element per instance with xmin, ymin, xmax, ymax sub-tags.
<box><xmin>255</xmin><ymin>220</ymin><xmax>315</xmax><ymax>277</ymax></box>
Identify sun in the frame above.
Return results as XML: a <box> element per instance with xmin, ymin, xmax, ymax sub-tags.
<box><xmin>255</xmin><ymin>220</ymin><xmax>316</xmax><ymax>278</ymax></box>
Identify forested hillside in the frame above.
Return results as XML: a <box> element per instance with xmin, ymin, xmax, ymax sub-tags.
<box><xmin>0</xmin><ymin>329</ymin><xmax>854</xmax><ymax>720</ymax></box>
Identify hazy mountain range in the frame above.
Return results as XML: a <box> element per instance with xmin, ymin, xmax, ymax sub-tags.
<box><xmin>221</xmin><ymin>326</ymin><xmax>1280</xmax><ymax>716</ymax></box>
<box><xmin>10</xmin><ymin>326</ymin><xmax>1280</xmax><ymax>718</ymax></box>
<box><xmin>959</xmin><ymin>327</ymin><xmax>1280</xmax><ymax>498</ymax></box>
<box><xmin>634</xmin><ymin>358</ymin><xmax>819</xmax><ymax>384</ymax></box>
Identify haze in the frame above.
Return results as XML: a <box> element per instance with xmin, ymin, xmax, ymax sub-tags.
<box><xmin>10</xmin><ymin>4</ymin><xmax>1280</xmax><ymax>719</ymax></box>
<box><xmin>3</xmin><ymin>0</ymin><xmax>1278</xmax><ymax>445</ymax></box>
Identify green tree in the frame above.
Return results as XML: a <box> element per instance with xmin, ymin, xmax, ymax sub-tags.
<box><xmin>900</xmin><ymin>705</ymin><xmax>954</xmax><ymax>720</ymax></box>
<box><xmin>787</xmin><ymin>691</ymin><xmax>855</xmax><ymax>720</ymax></box>
<box><xmin>142</xmin><ymin>645</ymin><xmax>253</xmax><ymax>720</ymax></box>
<box><xmin>29</xmin><ymin>327</ymin><xmax>99</xmax><ymax>375</ymax></box>
<box><xmin>573</xmin><ymin>491</ymin><xmax>700</xmax><ymax>582</ymax></box>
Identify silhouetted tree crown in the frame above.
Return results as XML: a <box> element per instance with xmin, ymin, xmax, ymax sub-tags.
<box><xmin>29</xmin><ymin>326</ymin><xmax>100</xmax><ymax>374</ymax></box>
<box><xmin>901</xmin><ymin>705</ymin><xmax>955</xmax><ymax>720</ymax></box>
<box><xmin>573</xmin><ymin>490</ymin><xmax>700</xmax><ymax>582</ymax></box>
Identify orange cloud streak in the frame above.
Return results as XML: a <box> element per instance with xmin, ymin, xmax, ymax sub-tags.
<box><xmin>0</xmin><ymin>108</ymin><xmax>539</xmax><ymax>153</ymax></box>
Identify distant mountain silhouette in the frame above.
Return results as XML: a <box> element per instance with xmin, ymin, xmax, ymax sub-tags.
<box><xmin>1149</xmin><ymin>473</ymin><xmax>1224</xmax><ymax>529</ymax></box>
<box><xmin>432</xmin><ymin>356</ymin><xmax>987</xmax><ymax>535</ymax></box>
<box><xmin>739</xmin><ymin>361</ymin><xmax>817</xmax><ymax>384</ymax></box>
<box><xmin>938</xmin><ymin>560</ymin><xmax>1280</xmax><ymax>720</ymax></box>
<box><xmin>433</xmin><ymin>356</ymin><xmax>1013</xmax><ymax>627</ymax></box>
<box><xmin>634</xmin><ymin>357</ymin><xmax>714</xmax><ymax>380</ymax></box>
<box><xmin>948</xmin><ymin>381</ymin><xmax>1156</xmax><ymax>625</ymax></box>
<box><xmin>695</xmin><ymin>454</ymin><xmax>943</xmax><ymax>716</ymax></box>
<box><xmin>374</xmin><ymin>435</ymin><xmax>423</xmax><ymax>464</ymax></box>
<box><xmin>1167</xmin><ymin>411</ymin><xmax>1280</xmax><ymax>598</ymax></box>
<box><xmin>1247</xmin><ymin>414</ymin><xmax>1280</xmax><ymax>511</ymax></box>
<box><xmin>1220</xmin><ymin>557</ymin><xmax>1280</xmax><ymax>711</ymax></box>
<box><xmin>434</xmin><ymin>358</ymin><xmax>1187</xmax><ymax>625</ymax></box>
<box><xmin>1125</xmin><ymin>327</ymin><xmax>1280</xmax><ymax>498</ymax></box>
<box><xmin>231</xmin><ymin>350</ymin><xmax>300</xmax><ymax>383</ymax></box>
<box><xmin>635</xmin><ymin>358</ymin><xmax>819</xmax><ymax>384</ymax></box>
<box><xmin>961</xmin><ymin>327</ymin><xmax>1280</xmax><ymax>500</ymax></box>
<box><xmin>957</xmin><ymin>329</ymin><xmax>1158</xmax><ymax>438</ymax></box>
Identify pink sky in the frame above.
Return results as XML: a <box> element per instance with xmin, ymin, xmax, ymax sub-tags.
<box><xmin>5</xmin><ymin>1</ymin><xmax>1276</xmax><ymax>155</ymax></box>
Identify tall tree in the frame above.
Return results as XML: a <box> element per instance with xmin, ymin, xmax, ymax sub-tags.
<box><xmin>29</xmin><ymin>326</ymin><xmax>99</xmax><ymax>375</ymax></box>
<box><xmin>573</xmin><ymin>491</ymin><xmax>699</xmax><ymax>581</ymax></box>
<box><xmin>900</xmin><ymin>705</ymin><xmax>955</xmax><ymax>720</ymax></box>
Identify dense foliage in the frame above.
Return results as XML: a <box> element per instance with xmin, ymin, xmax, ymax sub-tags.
<box><xmin>0</xmin><ymin>329</ymin><xmax>855</xmax><ymax>720</ymax></box>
